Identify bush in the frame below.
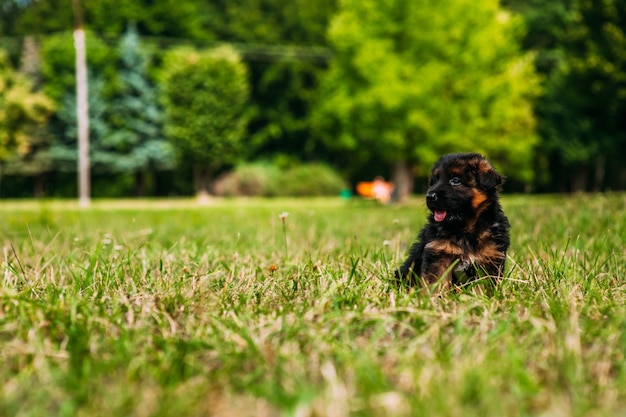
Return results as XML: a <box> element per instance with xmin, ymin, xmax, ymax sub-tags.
<box><xmin>214</xmin><ymin>163</ymin><xmax>281</xmax><ymax>196</ymax></box>
<box><xmin>214</xmin><ymin>162</ymin><xmax>347</xmax><ymax>197</ymax></box>
<box><xmin>279</xmin><ymin>163</ymin><xmax>347</xmax><ymax>196</ymax></box>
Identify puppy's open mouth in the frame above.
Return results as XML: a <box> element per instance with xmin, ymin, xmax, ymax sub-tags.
<box><xmin>433</xmin><ymin>210</ymin><xmax>447</xmax><ymax>222</ymax></box>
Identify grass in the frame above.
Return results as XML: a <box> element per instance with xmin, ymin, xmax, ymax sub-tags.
<box><xmin>0</xmin><ymin>193</ymin><xmax>625</xmax><ymax>416</ymax></box>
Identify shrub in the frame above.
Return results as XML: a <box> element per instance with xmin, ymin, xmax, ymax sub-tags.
<box><xmin>214</xmin><ymin>162</ymin><xmax>347</xmax><ymax>197</ymax></box>
<box><xmin>214</xmin><ymin>163</ymin><xmax>281</xmax><ymax>196</ymax></box>
<box><xmin>278</xmin><ymin>163</ymin><xmax>347</xmax><ymax>197</ymax></box>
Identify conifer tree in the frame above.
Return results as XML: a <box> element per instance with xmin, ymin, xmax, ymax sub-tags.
<box><xmin>106</xmin><ymin>24</ymin><xmax>175</xmax><ymax>195</ymax></box>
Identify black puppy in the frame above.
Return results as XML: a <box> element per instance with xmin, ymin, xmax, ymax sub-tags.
<box><xmin>396</xmin><ymin>153</ymin><xmax>510</xmax><ymax>288</ymax></box>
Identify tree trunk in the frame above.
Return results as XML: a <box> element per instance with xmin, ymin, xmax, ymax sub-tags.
<box><xmin>570</xmin><ymin>165</ymin><xmax>588</xmax><ymax>192</ymax></box>
<box><xmin>593</xmin><ymin>155</ymin><xmax>606</xmax><ymax>191</ymax></box>
<box><xmin>391</xmin><ymin>161</ymin><xmax>415</xmax><ymax>203</ymax></box>
<box><xmin>619</xmin><ymin>165</ymin><xmax>626</xmax><ymax>190</ymax></box>
<box><xmin>34</xmin><ymin>173</ymin><xmax>45</xmax><ymax>198</ymax></box>
<box><xmin>135</xmin><ymin>170</ymin><xmax>146</xmax><ymax>197</ymax></box>
<box><xmin>193</xmin><ymin>163</ymin><xmax>212</xmax><ymax>203</ymax></box>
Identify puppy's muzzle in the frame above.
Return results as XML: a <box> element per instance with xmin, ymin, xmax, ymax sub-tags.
<box><xmin>426</xmin><ymin>192</ymin><xmax>438</xmax><ymax>203</ymax></box>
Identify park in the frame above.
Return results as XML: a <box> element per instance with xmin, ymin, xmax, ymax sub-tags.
<box><xmin>1</xmin><ymin>0</ymin><xmax>625</xmax><ymax>415</ymax></box>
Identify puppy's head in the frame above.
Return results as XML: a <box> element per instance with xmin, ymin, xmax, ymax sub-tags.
<box><xmin>425</xmin><ymin>153</ymin><xmax>503</xmax><ymax>226</ymax></box>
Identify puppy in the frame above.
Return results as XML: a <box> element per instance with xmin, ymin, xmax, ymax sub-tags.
<box><xmin>395</xmin><ymin>153</ymin><xmax>510</xmax><ymax>288</ymax></box>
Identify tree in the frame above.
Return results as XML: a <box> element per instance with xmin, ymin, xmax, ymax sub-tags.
<box><xmin>2</xmin><ymin>38</ymin><xmax>57</xmax><ymax>197</ymax></box>
<box><xmin>0</xmin><ymin>49</ymin><xmax>54</xmax><ymax>186</ymax></box>
<box><xmin>559</xmin><ymin>0</ymin><xmax>626</xmax><ymax>191</ymax></box>
<box><xmin>206</xmin><ymin>0</ymin><xmax>337</xmax><ymax>164</ymax></box>
<box><xmin>527</xmin><ymin>0</ymin><xmax>625</xmax><ymax>191</ymax></box>
<box><xmin>16</xmin><ymin>32</ymin><xmax>117</xmax><ymax>197</ymax></box>
<box><xmin>48</xmin><ymin>72</ymin><xmax>112</xmax><ymax>176</ymax></box>
<box><xmin>313</xmin><ymin>0</ymin><xmax>539</xmax><ymax>200</ymax></box>
<box><xmin>26</xmin><ymin>28</ymin><xmax>175</xmax><ymax>197</ymax></box>
<box><xmin>1</xmin><ymin>0</ymin><xmax>208</xmax><ymax>40</ymax></box>
<box><xmin>0</xmin><ymin>1</ymin><xmax>20</xmax><ymax>36</ymax></box>
<box><xmin>4</xmin><ymin>0</ymin><xmax>339</xmax><ymax>195</ymax></box>
<box><xmin>106</xmin><ymin>24</ymin><xmax>176</xmax><ymax>196</ymax></box>
<box><xmin>161</xmin><ymin>46</ymin><xmax>249</xmax><ymax>200</ymax></box>
<box><xmin>40</xmin><ymin>32</ymin><xmax>118</xmax><ymax>102</ymax></box>
<box><xmin>504</xmin><ymin>0</ymin><xmax>626</xmax><ymax>191</ymax></box>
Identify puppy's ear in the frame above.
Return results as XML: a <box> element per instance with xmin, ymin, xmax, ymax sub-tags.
<box><xmin>477</xmin><ymin>159</ymin><xmax>503</xmax><ymax>189</ymax></box>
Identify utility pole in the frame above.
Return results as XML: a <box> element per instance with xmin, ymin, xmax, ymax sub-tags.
<box><xmin>72</xmin><ymin>0</ymin><xmax>90</xmax><ymax>207</ymax></box>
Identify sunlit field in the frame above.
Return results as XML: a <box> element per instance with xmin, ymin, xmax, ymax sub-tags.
<box><xmin>1</xmin><ymin>194</ymin><xmax>625</xmax><ymax>416</ymax></box>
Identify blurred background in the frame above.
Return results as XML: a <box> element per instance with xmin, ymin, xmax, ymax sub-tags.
<box><xmin>0</xmin><ymin>0</ymin><xmax>624</xmax><ymax>200</ymax></box>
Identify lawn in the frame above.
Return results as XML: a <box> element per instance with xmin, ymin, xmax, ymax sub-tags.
<box><xmin>0</xmin><ymin>194</ymin><xmax>625</xmax><ymax>416</ymax></box>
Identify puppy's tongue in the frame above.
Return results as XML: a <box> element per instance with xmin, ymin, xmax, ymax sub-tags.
<box><xmin>434</xmin><ymin>210</ymin><xmax>447</xmax><ymax>222</ymax></box>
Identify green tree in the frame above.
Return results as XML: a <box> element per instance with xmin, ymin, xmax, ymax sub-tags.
<box><xmin>40</xmin><ymin>32</ymin><xmax>118</xmax><ymax>102</ymax></box>
<box><xmin>49</xmin><ymin>73</ymin><xmax>112</xmax><ymax>175</ymax></box>
<box><xmin>106</xmin><ymin>24</ymin><xmax>176</xmax><ymax>196</ymax></box>
<box><xmin>207</xmin><ymin>0</ymin><xmax>337</xmax><ymax>164</ymax></box>
<box><xmin>0</xmin><ymin>49</ymin><xmax>53</xmax><ymax>166</ymax></box>
<box><xmin>2</xmin><ymin>38</ymin><xmax>57</xmax><ymax>197</ymax></box>
<box><xmin>4</xmin><ymin>0</ymin><xmax>338</xmax><ymax>176</ymax></box>
<box><xmin>0</xmin><ymin>0</ymin><xmax>21</xmax><ymax>37</ymax></box>
<box><xmin>161</xmin><ymin>46</ymin><xmax>249</xmax><ymax>200</ymax></box>
<box><xmin>314</xmin><ymin>0</ymin><xmax>539</xmax><ymax>199</ymax></box>
<box><xmin>23</xmin><ymin>32</ymin><xmax>118</xmax><ymax>196</ymax></box>
<box><xmin>537</xmin><ymin>0</ymin><xmax>623</xmax><ymax>191</ymax></box>
<box><xmin>2</xmin><ymin>0</ymin><xmax>208</xmax><ymax>40</ymax></box>
<box><xmin>557</xmin><ymin>0</ymin><xmax>626</xmax><ymax>191</ymax></box>
<box><xmin>505</xmin><ymin>0</ymin><xmax>626</xmax><ymax>191</ymax></box>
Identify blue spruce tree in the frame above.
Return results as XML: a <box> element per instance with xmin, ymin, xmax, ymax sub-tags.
<box><xmin>106</xmin><ymin>23</ymin><xmax>176</xmax><ymax>196</ymax></box>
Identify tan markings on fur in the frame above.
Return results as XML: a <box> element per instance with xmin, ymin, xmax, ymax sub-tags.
<box><xmin>465</xmin><ymin>189</ymin><xmax>490</xmax><ymax>232</ymax></box>
<box><xmin>472</xmin><ymin>242</ymin><xmax>506</xmax><ymax>264</ymax></box>
<box><xmin>425</xmin><ymin>239</ymin><xmax>463</xmax><ymax>256</ymax></box>
<box><xmin>477</xmin><ymin>159</ymin><xmax>493</xmax><ymax>173</ymax></box>
<box><xmin>448</xmin><ymin>167</ymin><xmax>464</xmax><ymax>177</ymax></box>
<box><xmin>477</xmin><ymin>229</ymin><xmax>492</xmax><ymax>242</ymax></box>
<box><xmin>427</xmin><ymin>238</ymin><xmax>503</xmax><ymax>264</ymax></box>
<box><xmin>422</xmin><ymin>241</ymin><xmax>460</xmax><ymax>286</ymax></box>
<box><xmin>425</xmin><ymin>238</ymin><xmax>504</xmax><ymax>282</ymax></box>
<box><xmin>471</xmin><ymin>189</ymin><xmax>487</xmax><ymax>209</ymax></box>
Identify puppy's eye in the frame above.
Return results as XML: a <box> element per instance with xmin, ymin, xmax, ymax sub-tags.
<box><xmin>449</xmin><ymin>177</ymin><xmax>462</xmax><ymax>186</ymax></box>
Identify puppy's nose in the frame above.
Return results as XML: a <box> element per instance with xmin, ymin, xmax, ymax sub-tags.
<box><xmin>426</xmin><ymin>192</ymin><xmax>437</xmax><ymax>202</ymax></box>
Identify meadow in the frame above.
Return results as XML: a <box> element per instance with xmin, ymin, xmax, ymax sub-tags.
<box><xmin>0</xmin><ymin>193</ymin><xmax>625</xmax><ymax>417</ymax></box>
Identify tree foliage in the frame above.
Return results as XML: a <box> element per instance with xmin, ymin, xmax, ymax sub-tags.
<box><xmin>0</xmin><ymin>49</ymin><xmax>53</xmax><ymax>162</ymax></box>
<box><xmin>314</xmin><ymin>0</ymin><xmax>539</xmax><ymax>198</ymax></box>
<box><xmin>1</xmin><ymin>0</ymin><xmax>208</xmax><ymax>40</ymax></box>
<box><xmin>1</xmin><ymin>0</ymin><xmax>625</xmax><ymax>196</ymax></box>
<box><xmin>40</xmin><ymin>32</ymin><xmax>118</xmax><ymax>102</ymax></box>
<box><xmin>8</xmin><ymin>28</ymin><xmax>174</xmax><ymax>196</ymax></box>
<box><xmin>206</xmin><ymin>0</ymin><xmax>337</xmax><ymax>163</ymax></box>
<box><xmin>161</xmin><ymin>46</ymin><xmax>249</xmax><ymax>197</ymax></box>
<box><xmin>105</xmin><ymin>25</ymin><xmax>176</xmax><ymax>194</ymax></box>
<box><xmin>504</xmin><ymin>0</ymin><xmax>626</xmax><ymax>191</ymax></box>
<box><xmin>49</xmin><ymin>73</ymin><xmax>112</xmax><ymax>174</ymax></box>
<box><xmin>542</xmin><ymin>0</ymin><xmax>624</xmax><ymax>190</ymax></box>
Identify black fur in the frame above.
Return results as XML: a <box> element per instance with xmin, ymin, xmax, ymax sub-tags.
<box><xmin>395</xmin><ymin>153</ymin><xmax>510</xmax><ymax>288</ymax></box>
